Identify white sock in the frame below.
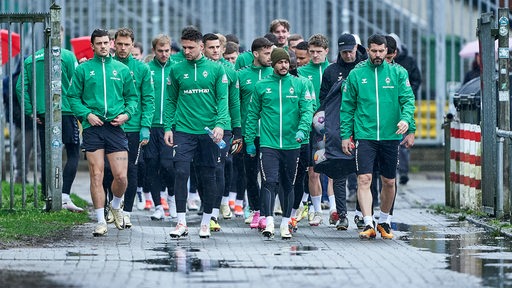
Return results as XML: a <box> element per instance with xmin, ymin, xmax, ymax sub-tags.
<box><xmin>379</xmin><ymin>211</ymin><xmax>390</xmax><ymax>224</ymax></box>
<box><xmin>177</xmin><ymin>212</ymin><xmax>186</xmax><ymax>226</ymax></box>
<box><xmin>266</xmin><ymin>216</ymin><xmax>274</xmax><ymax>225</ymax></box>
<box><xmin>355</xmin><ymin>209</ymin><xmax>363</xmax><ymax>217</ymax></box>
<box><xmin>188</xmin><ymin>192</ymin><xmax>199</xmax><ymax>200</ymax></box>
<box><xmin>160</xmin><ymin>191</ymin><xmax>167</xmax><ymax>199</ymax></box>
<box><xmin>311</xmin><ymin>195</ymin><xmax>322</xmax><ymax>214</ymax></box>
<box><xmin>281</xmin><ymin>217</ymin><xmax>290</xmax><ymax>228</ymax></box>
<box><xmin>136</xmin><ymin>187</ymin><xmax>143</xmax><ymax>193</ymax></box>
<box><xmin>235</xmin><ymin>199</ymin><xmax>243</xmax><ymax>207</ymax></box>
<box><xmin>95</xmin><ymin>208</ymin><xmax>106</xmax><ymax>224</ymax></box>
<box><xmin>301</xmin><ymin>192</ymin><xmax>309</xmax><ymax>203</ymax></box>
<box><xmin>62</xmin><ymin>193</ymin><xmax>71</xmax><ymax>202</ymax></box>
<box><xmin>144</xmin><ymin>192</ymin><xmax>152</xmax><ymax>201</ymax></box>
<box><xmin>363</xmin><ymin>216</ymin><xmax>374</xmax><ymax>227</ymax></box>
<box><xmin>168</xmin><ymin>195</ymin><xmax>175</xmax><ymax>203</ymax></box>
<box><xmin>201</xmin><ymin>213</ymin><xmax>212</xmax><ymax>226</ymax></box>
<box><xmin>111</xmin><ymin>196</ymin><xmax>123</xmax><ymax>209</ymax></box>
<box><xmin>124</xmin><ymin>211</ymin><xmax>130</xmax><ymax>217</ymax></box>
<box><xmin>229</xmin><ymin>192</ymin><xmax>237</xmax><ymax>201</ymax></box>
<box><xmin>328</xmin><ymin>194</ymin><xmax>336</xmax><ymax>211</ymax></box>
<box><xmin>212</xmin><ymin>208</ymin><xmax>220</xmax><ymax>219</ymax></box>
<box><xmin>221</xmin><ymin>196</ymin><xmax>229</xmax><ymax>205</ymax></box>
<box><xmin>290</xmin><ymin>208</ymin><xmax>297</xmax><ymax>218</ymax></box>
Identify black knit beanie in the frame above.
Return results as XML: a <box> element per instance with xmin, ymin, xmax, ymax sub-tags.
<box><xmin>271</xmin><ymin>48</ymin><xmax>290</xmax><ymax>67</ymax></box>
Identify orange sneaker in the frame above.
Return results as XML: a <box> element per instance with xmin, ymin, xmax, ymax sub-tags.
<box><xmin>234</xmin><ymin>205</ymin><xmax>244</xmax><ymax>217</ymax></box>
<box><xmin>377</xmin><ymin>223</ymin><xmax>394</xmax><ymax>239</ymax></box>
<box><xmin>228</xmin><ymin>200</ymin><xmax>235</xmax><ymax>210</ymax></box>
<box><xmin>161</xmin><ymin>197</ymin><xmax>169</xmax><ymax>211</ymax></box>
<box><xmin>288</xmin><ymin>217</ymin><xmax>298</xmax><ymax>233</ymax></box>
<box><xmin>359</xmin><ymin>225</ymin><xmax>377</xmax><ymax>239</ymax></box>
<box><xmin>144</xmin><ymin>199</ymin><xmax>153</xmax><ymax>210</ymax></box>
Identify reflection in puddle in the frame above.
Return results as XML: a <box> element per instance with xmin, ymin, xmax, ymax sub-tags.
<box><xmin>395</xmin><ymin>222</ymin><xmax>512</xmax><ymax>287</ymax></box>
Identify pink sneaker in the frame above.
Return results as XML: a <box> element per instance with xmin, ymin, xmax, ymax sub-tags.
<box><xmin>258</xmin><ymin>217</ymin><xmax>267</xmax><ymax>231</ymax></box>
<box><xmin>250</xmin><ymin>211</ymin><xmax>260</xmax><ymax>229</ymax></box>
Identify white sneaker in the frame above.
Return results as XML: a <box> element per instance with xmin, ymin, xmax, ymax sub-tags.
<box><xmin>274</xmin><ymin>201</ymin><xmax>282</xmax><ymax>216</ymax></box>
<box><xmin>199</xmin><ymin>224</ymin><xmax>211</xmax><ymax>238</ymax></box>
<box><xmin>187</xmin><ymin>199</ymin><xmax>200</xmax><ymax>211</ymax></box>
<box><xmin>62</xmin><ymin>200</ymin><xmax>84</xmax><ymax>213</ymax></box>
<box><xmin>245</xmin><ymin>211</ymin><xmax>255</xmax><ymax>224</ymax></box>
<box><xmin>151</xmin><ymin>206</ymin><xmax>165</xmax><ymax>221</ymax></box>
<box><xmin>111</xmin><ymin>208</ymin><xmax>125</xmax><ymax>230</ymax></box>
<box><xmin>309</xmin><ymin>212</ymin><xmax>323</xmax><ymax>226</ymax></box>
<box><xmin>168</xmin><ymin>197</ymin><xmax>177</xmax><ymax>218</ymax></box>
<box><xmin>92</xmin><ymin>223</ymin><xmax>108</xmax><ymax>237</ymax></box>
<box><xmin>105</xmin><ymin>203</ymin><xmax>114</xmax><ymax>224</ymax></box>
<box><xmin>124</xmin><ymin>213</ymin><xmax>132</xmax><ymax>228</ymax></box>
<box><xmin>136</xmin><ymin>192</ymin><xmax>145</xmax><ymax>210</ymax></box>
<box><xmin>169</xmin><ymin>223</ymin><xmax>189</xmax><ymax>238</ymax></box>
<box><xmin>220</xmin><ymin>204</ymin><xmax>232</xmax><ymax>219</ymax></box>
<box><xmin>280</xmin><ymin>225</ymin><xmax>292</xmax><ymax>240</ymax></box>
<box><xmin>262</xmin><ymin>221</ymin><xmax>275</xmax><ymax>238</ymax></box>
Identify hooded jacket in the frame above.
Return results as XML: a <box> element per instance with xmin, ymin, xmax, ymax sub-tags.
<box><xmin>147</xmin><ymin>57</ymin><xmax>173</xmax><ymax>127</ymax></box>
<box><xmin>68</xmin><ymin>54</ymin><xmax>138</xmax><ymax>130</ymax></box>
<box><xmin>245</xmin><ymin>73</ymin><xmax>314</xmax><ymax>150</ymax></box>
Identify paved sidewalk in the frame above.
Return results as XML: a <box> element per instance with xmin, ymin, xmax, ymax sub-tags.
<box><xmin>0</xmin><ymin>171</ymin><xmax>486</xmax><ymax>288</ymax></box>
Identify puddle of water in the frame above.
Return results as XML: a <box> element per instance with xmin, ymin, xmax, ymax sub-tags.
<box><xmin>66</xmin><ymin>252</ymin><xmax>98</xmax><ymax>257</ymax></box>
<box><xmin>394</xmin><ymin>221</ymin><xmax>512</xmax><ymax>287</ymax></box>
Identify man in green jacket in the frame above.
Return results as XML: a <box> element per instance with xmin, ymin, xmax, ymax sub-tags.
<box><xmin>111</xmin><ymin>27</ymin><xmax>155</xmax><ymax>228</ymax></box>
<box><xmin>245</xmin><ymin>48</ymin><xmax>314</xmax><ymax>240</ymax></box>
<box><xmin>16</xmin><ymin>28</ymin><xmax>81</xmax><ymax>212</ymax></box>
<box><xmin>163</xmin><ymin>27</ymin><xmax>230</xmax><ymax>239</ymax></box>
<box><xmin>68</xmin><ymin>28</ymin><xmax>138</xmax><ymax>237</ymax></box>
<box><xmin>340</xmin><ymin>34</ymin><xmax>415</xmax><ymax>240</ymax></box>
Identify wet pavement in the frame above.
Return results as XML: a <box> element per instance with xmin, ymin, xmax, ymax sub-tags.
<box><xmin>0</xmin><ymin>170</ymin><xmax>508</xmax><ymax>287</ymax></box>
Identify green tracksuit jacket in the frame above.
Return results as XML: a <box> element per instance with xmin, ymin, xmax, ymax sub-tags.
<box><xmin>220</xmin><ymin>59</ymin><xmax>241</xmax><ymax>130</ymax></box>
<box><xmin>245</xmin><ymin>72</ymin><xmax>315</xmax><ymax>150</ymax></box>
<box><xmin>147</xmin><ymin>58</ymin><xmax>173</xmax><ymax>128</ymax></box>
<box><xmin>16</xmin><ymin>47</ymin><xmax>77</xmax><ymax>116</ymax></box>
<box><xmin>164</xmin><ymin>55</ymin><xmax>230</xmax><ymax>134</ymax></box>
<box><xmin>340</xmin><ymin>59</ymin><xmax>416</xmax><ymax>141</ymax></box>
<box><xmin>114</xmin><ymin>54</ymin><xmax>155</xmax><ymax>132</ymax></box>
<box><xmin>237</xmin><ymin>64</ymin><xmax>273</xmax><ymax>136</ymax></box>
<box><xmin>67</xmin><ymin>54</ymin><xmax>138</xmax><ymax>130</ymax></box>
<box><xmin>297</xmin><ymin>59</ymin><xmax>329</xmax><ymax>110</ymax></box>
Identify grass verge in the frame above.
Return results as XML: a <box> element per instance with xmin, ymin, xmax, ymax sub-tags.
<box><xmin>0</xmin><ymin>181</ymin><xmax>90</xmax><ymax>244</ymax></box>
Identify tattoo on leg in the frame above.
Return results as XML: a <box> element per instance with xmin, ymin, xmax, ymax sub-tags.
<box><xmin>115</xmin><ymin>157</ymin><xmax>127</xmax><ymax>161</ymax></box>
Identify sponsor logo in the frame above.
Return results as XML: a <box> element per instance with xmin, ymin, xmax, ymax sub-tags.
<box><xmin>90</xmin><ymin>71</ymin><xmax>95</xmax><ymax>76</ymax></box>
<box><xmin>184</xmin><ymin>88</ymin><xmax>211</xmax><ymax>94</ymax></box>
<box><xmin>184</xmin><ymin>74</ymin><xmax>189</xmax><ymax>79</ymax></box>
<box><xmin>362</xmin><ymin>78</ymin><xmax>367</xmax><ymax>84</ymax></box>
<box><xmin>265</xmin><ymin>88</ymin><xmax>272</xmax><ymax>93</ymax></box>
<box><xmin>246</xmin><ymin>79</ymin><xmax>252</xmax><ymax>85</ymax></box>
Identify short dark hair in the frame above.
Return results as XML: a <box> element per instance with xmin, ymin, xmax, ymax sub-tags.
<box><xmin>181</xmin><ymin>26</ymin><xmax>202</xmax><ymax>42</ymax></box>
<box><xmin>225</xmin><ymin>33</ymin><xmax>240</xmax><ymax>44</ymax></box>
<box><xmin>225</xmin><ymin>41</ymin><xmax>239</xmax><ymax>54</ymax></box>
<box><xmin>202</xmin><ymin>33</ymin><xmax>219</xmax><ymax>44</ymax></box>
<box><xmin>385</xmin><ymin>35</ymin><xmax>397</xmax><ymax>55</ymax></box>
<box><xmin>295</xmin><ymin>41</ymin><xmax>309</xmax><ymax>51</ymax></box>
<box><xmin>264</xmin><ymin>33</ymin><xmax>279</xmax><ymax>46</ymax></box>
<box><xmin>114</xmin><ymin>27</ymin><xmax>135</xmax><ymax>42</ymax></box>
<box><xmin>367</xmin><ymin>34</ymin><xmax>387</xmax><ymax>47</ymax></box>
<box><xmin>91</xmin><ymin>28</ymin><xmax>109</xmax><ymax>43</ymax></box>
<box><xmin>251</xmin><ymin>37</ymin><xmax>273</xmax><ymax>52</ymax></box>
<box><xmin>134</xmin><ymin>41</ymin><xmax>143</xmax><ymax>53</ymax></box>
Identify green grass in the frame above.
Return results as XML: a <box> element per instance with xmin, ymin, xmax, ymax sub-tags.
<box><xmin>0</xmin><ymin>181</ymin><xmax>90</xmax><ymax>242</ymax></box>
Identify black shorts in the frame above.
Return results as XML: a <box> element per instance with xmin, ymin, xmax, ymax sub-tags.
<box><xmin>172</xmin><ymin>131</ymin><xmax>220</xmax><ymax>167</ymax></box>
<box><xmin>62</xmin><ymin>115</ymin><xmax>80</xmax><ymax>145</ymax></box>
<box><xmin>355</xmin><ymin>139</ymin><xmax>400</xmax><ymax>179</ymax></box>
<box><xmin>144</xmin><ymin>127</ymin><xmax>173</xmax><ymax>160</ymax></box>
<box><xmin>81</xmin><ymin>123</ymin><xmax>128</xmax><ymax>154</ymax></box>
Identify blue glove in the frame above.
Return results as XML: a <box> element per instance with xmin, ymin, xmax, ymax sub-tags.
<box><xmin>246</xmin><ymin>143</ymin><xmax>256</xmax><ymax>157</ymax></box>
<box><xmin>295</xmin><ymin>131</ymin><xmax>305</xmax><ymax>143</ymax></box>
<box><xmin>140</xmin><ymin>127</ymin><xmax>150</xmax><ymax>142</ymax></box>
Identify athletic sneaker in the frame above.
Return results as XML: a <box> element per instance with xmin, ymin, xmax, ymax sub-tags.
<box><xmin>210</xmin><ymin>217</ymin><xmax>221</xmax><ymax>232</ymax></box>
<box><xmin>250</xmin><ymin>211</ymin><xmax>261</xmax><ymax>229</ymax></box>
<box><xmin>245</xmin><ymin>211</ymin><xmax>255</xmax><ymax>224</ymax></box>
<box><xmin>199</xmin><ymin>224</ymin><xmax>211</xmax><ymax>238</ymax></box>
<box><xmin>62</xmin><ymin>200</ymin><xmax>84</xmax><ymax>213</ymax></box>
<box><xmin>228</xmin><ymin>200</ymin><xmax>235</xmax><ymax>210</ymax></box>
<box><xmin>187</xmin><ymin>199</ymin><xmax>200</xmax><ymax>211</ymax></box>
<box><xmin>354</xmin><ymin>215</ymin><xmax>365</xmax><ymax>229</ymax></box>
<box><xmin>309</xmin><ymin>212</ymin><xmax>323</xmax><ymax>226</ymax></box>
<box><xmin>220</xmin><ymin>204</ymin><xmax>232</xmax><ymax>219</ymax></box>
<box><xmin>105</xmin><ymin>204</ymin><xmax>114</xmax><ymax>224</ymax></box>
<box><xmin>144</xmin><ymin>199</ymin><xmax>153</xmax><ymax>210</ymax></box>
<box><xmin>151</xmin><ymin>206</ymin><xmax>165</xmax><ymax>221</ymax></box>
<box><xmin>274</xmin><ymin>201</ymin><xmax>282</xmax><ymax>216</ymax></box>
<box><xmin>258</xmin><ymin>217</ymin><xmax>267</xmax><ymax>231</ymax></box>
<box><xmin>262</xmin><ymin>221</ymin><xmax>274</xmax><ymax>238</ymax></box>
<box><xmin>296</xmin><ymin>202</ymin><xmax>309</xmax><ymax>222</ymax></box>
<box><xmin>329</xmin><ymin>210</ymin><xmax>339</xmax><ymax>225</ymax></box>
<box><xmin>169</xmin><ymin>223</ymin><xmax>189</xmax><ymax>238</ymax></box>
<box><xmin>359</xmin><ymin>225</ymin><xmax>377</xmax><ymax>239</ymax></box>
<box><xmin>234</xmin><ymin>205</ymin><xmax>244</xmax><ymax>217</ymax></box>
<box><xmin>335</xmin><ymin>216</ymin><xmax>349</xmax><ymax>230</ymax></box>
<box><xmin>288</xmin><ymin>217</ymin><xmax>298</xmax><ymax>233</ymax></box>
<box><xmin>123</xmin><ymin>214</ymin><xmax>132</xmax><ymax>229</ymax></box>
<box><xmin>111</xmin><ymin>208</ymin><xmax>125</xmax><ymax>230</ymax></box>
<box><xmin>308</xmin><ymin>211</ymin><xmax>315</xmax><ymax>222</ymax></box>
<box><xmin>92</xmin><ymin>223</ymin><xmax>108</xmax><ymax>237</ymax></box>
<box><xmin>136</xmin><ymin>192</ymin><xmax>145</xmax><ymax>210</ymax></box>
<box><xmin>377</xmin><ymin>223</ymin><xmax>394</xmax><ymax>239</ymax></box>
<box><xmin>280</xmin><ymin>225</ymin><xmax>292</xmax><ymax>240</ymax></box>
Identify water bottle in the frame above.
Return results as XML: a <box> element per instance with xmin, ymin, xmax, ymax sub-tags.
<box><xmin>204</xmin><ymin>127</ymin><xmax>226</xmax><ymax>149</ymax></box>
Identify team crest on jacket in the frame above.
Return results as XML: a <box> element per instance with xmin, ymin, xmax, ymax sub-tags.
<box><xmin>406</xmin><ymin>79</ymin><xmax>411</xmax><ymax>86</ymax></box>
<box><xmin>289</xmin><ymin>87</ymin><xmax>294</xmax><ymax>94</ymax></box>
<box><xmin>113</xmin><ymin>70</ymin><xmax>118</xmax><ymax>76</ymax></box>
<box><xmin>385</xmin><ymin>77</ymin><xmax>390</xmax><ymax>84</ymax></box>
<box><xmin>203</xmin><ymin>71</ymin><xmax>208</xmax><ymax>78</ymax></box>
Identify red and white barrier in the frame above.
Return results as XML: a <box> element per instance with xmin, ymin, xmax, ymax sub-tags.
<box><xmin>449</xmin><ymin>122</ymin><xmax>481</xmax><ymax>210</ymax></box>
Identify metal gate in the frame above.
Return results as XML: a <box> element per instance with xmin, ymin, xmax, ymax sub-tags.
<box><xmin>0</xmin><ymin>4</ymin><xmax>63</xmax><ymax>211</ymax></box>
